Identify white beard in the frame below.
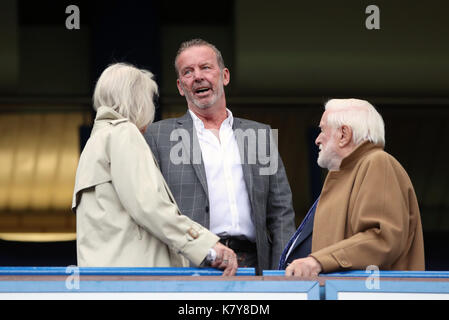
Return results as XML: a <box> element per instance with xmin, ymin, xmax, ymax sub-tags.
<box><xmin>317</xmin><ymin>140</ymin><xmax>341</xmax><ymax>171</ymax></box>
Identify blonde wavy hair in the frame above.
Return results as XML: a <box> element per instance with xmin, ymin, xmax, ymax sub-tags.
<box><xmin>93</xmin><ymin>63</ymin><xmax>159</xmax><ymax>130</ymax></box>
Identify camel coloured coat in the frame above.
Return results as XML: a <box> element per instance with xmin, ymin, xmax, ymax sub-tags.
<box><xmin>310</xmin><ymin>142</ymin><xmax>425</xmax><ymax>272</ymax></box>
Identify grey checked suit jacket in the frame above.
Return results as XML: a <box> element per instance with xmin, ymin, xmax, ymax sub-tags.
<box><xmin>144</xmin><ymin>112</ymin><xmax>296</xmax><ymax>270</ymax></box>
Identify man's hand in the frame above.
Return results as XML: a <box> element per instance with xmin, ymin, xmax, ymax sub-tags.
<box><xmin>285</xmin><ymin>256</ymin><xmax>322</xmax><ymax>277</ymax></box>
<box><xmin>210</xmin><ymin>242</ymin><xmax>238</xmax><ymax>276</ymax></box>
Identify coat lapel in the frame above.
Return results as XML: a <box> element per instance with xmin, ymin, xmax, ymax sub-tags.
<box><xmin>176</xmin><ymin>112</ymin><xmax>209</xmax><ymax>197</ymax></box>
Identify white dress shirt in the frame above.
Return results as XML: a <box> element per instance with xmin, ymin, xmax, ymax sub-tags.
<box><xmin>189</xmin><ymin>109</ymin><xmax>256</xmax><ymax>242</ymax></box>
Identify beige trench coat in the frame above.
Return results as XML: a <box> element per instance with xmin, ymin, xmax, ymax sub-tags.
<box><xmin>72</xmin><ymin>107</ymin><xmax>219</xmax><ymax>267</ymax></box>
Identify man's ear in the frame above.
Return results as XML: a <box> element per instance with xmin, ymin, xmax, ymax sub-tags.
<box><xmin>339</xmin><ymin>125</ymin><xmax>353</xmax><ymax>147</ymax></box>
<box><xmin>176</xmin><ymin>79</ymin><xmax>185</xmax><ymax>96</ymax></box>
<box><xmin>222</xmin><ymin>68</ymin><xmax>230</xmax><ymax>86</ymax></box>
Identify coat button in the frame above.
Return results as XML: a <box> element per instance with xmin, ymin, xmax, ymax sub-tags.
<box><xmin>205</xmin><ymin>205</ymin><xmax>209</xmax><ymax>213</ymax></box>
<box><xmin>188</xmin><ymin>228</ymin><xmax>199</xmax><ymax>239</ymax></box>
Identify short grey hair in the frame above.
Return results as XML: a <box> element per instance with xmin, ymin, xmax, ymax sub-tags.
<box><xmin>93</xmin><ymin>63</ymin><xmax>158</xmax><ymax>130</ymax></box>
<box><xmin>174</xmin><ymin>38</ymin><xmax>225</xmax><ymax>76</ymax></box>
<box><xmin>325</xmin><ymin>98</ymin><xmax>385</xmax><ymax>147</ymax></box>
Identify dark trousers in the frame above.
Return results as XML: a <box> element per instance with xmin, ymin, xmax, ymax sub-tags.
<box><xmin>219</xmin><ymin>237</ymin><xmax>258</xmax><ymax>269</ymax></box>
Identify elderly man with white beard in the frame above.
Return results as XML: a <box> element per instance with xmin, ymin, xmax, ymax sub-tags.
<box><xmin>279</xmin><ymin>98</ymin><xmax>425</xmax><ymax>276</ymax></box>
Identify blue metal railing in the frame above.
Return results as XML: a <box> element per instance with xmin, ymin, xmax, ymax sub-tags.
<box><xmin>0</xmin><ymin>267</ymin><xmax>256</xmax><ymax>276</ymax></box>
<box><xmin>3</xmin><ymin>268</ymin><xmax>449</xmax><ymax>278</ymax></box>
<box><xmin>263</xmin><ymin>269</ymin><xmax>449</xmax><ymax>278</ymax></box>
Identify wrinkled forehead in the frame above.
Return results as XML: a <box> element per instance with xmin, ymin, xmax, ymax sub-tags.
<box><xmin>319</xmin><ymin>110</ymin><xmax>330</xmax><ymax>127</ymax></box>
<box><xmin>176</xmin><ymin>45</ymin><xmax>218</xmax><ymax>69</ymax></box>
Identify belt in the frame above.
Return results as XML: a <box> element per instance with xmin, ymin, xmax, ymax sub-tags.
<box><xmin>219</xmin><ymin>237</ymin><xmax>256</xmax><ymax>252</ymax></box>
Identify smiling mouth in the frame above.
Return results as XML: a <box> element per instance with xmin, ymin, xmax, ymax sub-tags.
<box><xmin>194</xmin><ymin>87</ymin><xmax>211</xmax><ymax>96</ymax></box>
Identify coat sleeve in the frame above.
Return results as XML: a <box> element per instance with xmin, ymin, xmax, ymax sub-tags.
<box><xmin>109</xmin><ymin>123</ymin><xmax>219</xmax><ymax>266</ymax></box>
<box><xmin>264</xmin><ymin>125</ymin><xmax>297</xmax><ymax>268</ymax></box>
<box><xmin>310</xmin><ymin>153</ymin><xmax>412</xmax><ymax>272</ymax></box>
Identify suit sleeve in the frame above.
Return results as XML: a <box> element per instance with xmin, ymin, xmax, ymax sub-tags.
<box><xmin>110</xmin><ymin>124</ymin><xmax>219</xmax><ymax>266</ymax></box>
<box><xmin>310</xmin><ymin>154</ymin><xmax>412</xmax><ymax>272</ymax></box>
<box><xmin>144</xmin><ymin>125</ymin><xmax>161</xmax><ymax>166</ymax></box>
<box><xmin>265</xmin><ymin>125</ymin><xmax>296</xmax><ymax>268</ymax></box>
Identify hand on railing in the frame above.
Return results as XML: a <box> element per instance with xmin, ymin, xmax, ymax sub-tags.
<box><xmin>210</xmin><ymin>242</ymin><xmax>238</xmax><ymax>276</ymax></box>
<box><xmin>285</xmin><ymin>257</ymin><xmax>322</xmax><ymax>277</ymax></box>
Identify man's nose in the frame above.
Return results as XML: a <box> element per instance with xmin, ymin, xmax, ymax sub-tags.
<box><xmin>193</xmin><ymin>69</ymin><xmax>204</xmax><ymax>81</ymax></box>
<box><xmin>315</xmin><ymin>135</ymin><xmax>321</xmax><ymax>146</ymax></box>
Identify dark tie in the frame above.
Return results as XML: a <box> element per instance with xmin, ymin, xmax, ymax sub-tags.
<box><xmin>278</xmin><ymin>197</ymin><xmax>320</xmax><ymax>270</ymax></box>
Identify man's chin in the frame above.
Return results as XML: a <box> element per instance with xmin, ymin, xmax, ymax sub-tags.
<box><xmin>192</xmin><ymin>97</ymin><xmax>216</xmax><ymax>110</ymax></box>
<box><xmin>193</xmin><ymin>102</ymin><xmax>212</xmax><ymax>110</ymax></box>
<box><xmin>317</xmin><ymin>160</ymin><xmax>326</xmax><ymax>169</ymax></box>
<box><xmin>317</xmin><ymin>155</ymin><xmax>341</xmax><ymax>171</ymax></box>
<box><xmin>317</xmin><ymin>156</ymin><xmax>329</xmax><ymax>170</ymax></box>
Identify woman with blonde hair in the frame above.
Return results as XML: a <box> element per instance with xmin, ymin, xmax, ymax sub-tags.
<box><xmin>72</xmin><ymin>63</ymin><xmax>237</xmax><ymax>275</ymax></box>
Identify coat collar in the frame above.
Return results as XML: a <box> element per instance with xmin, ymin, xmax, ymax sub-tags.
<box><xmin>338</xmin><ymin>141</ymin><xmax>384</xmax><ymax>171</ymax></box>
<box><xmin>95</xmin><ymin>106</ymin><xmax>125</xmax><ymax>121</ymax></box>
<box><xmin>91</xmin><ymin>106</ymin><xmax>129</xmax><ymax>135</ymax></box>
<box><xmin>176</xmin><ymin>111</ymin><xmax>193</xmax><ymax>125</ymax></box>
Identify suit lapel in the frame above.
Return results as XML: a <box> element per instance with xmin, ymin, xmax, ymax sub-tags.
<box><xmin>176</xmin><ymin>112</ymin><xmax>209</xmax><ymax>196</ymax></box>
<box><xmin>289</xmin><ymin>216</ymin><xmax>314</xmax><ymax>253</ymax></box>
<box><xmin>233</xmin><ymin>118</ymin><xmax>255</xmax><ymax>206</ymax></box>
<box><xmin>149</xmin><ymin>149</ymin><xmax>179</xmax><ymax>208</ymax></box>
<box><xmin>288</xmin><ymin>198</ymin><xmax>319</xmax><ymax>254</ymax></box>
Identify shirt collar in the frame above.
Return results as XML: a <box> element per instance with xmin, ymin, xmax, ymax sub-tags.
<box><xmin>188</xmin><ymin>108</ymin><xmax>234</xmax><ymax>131</ymax></box>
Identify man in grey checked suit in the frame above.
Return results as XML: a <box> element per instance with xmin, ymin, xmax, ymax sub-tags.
<box><xmin>144</xmin><ymin>39</ymin><xmax>296</xmax><ymax>273</ymax></box>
